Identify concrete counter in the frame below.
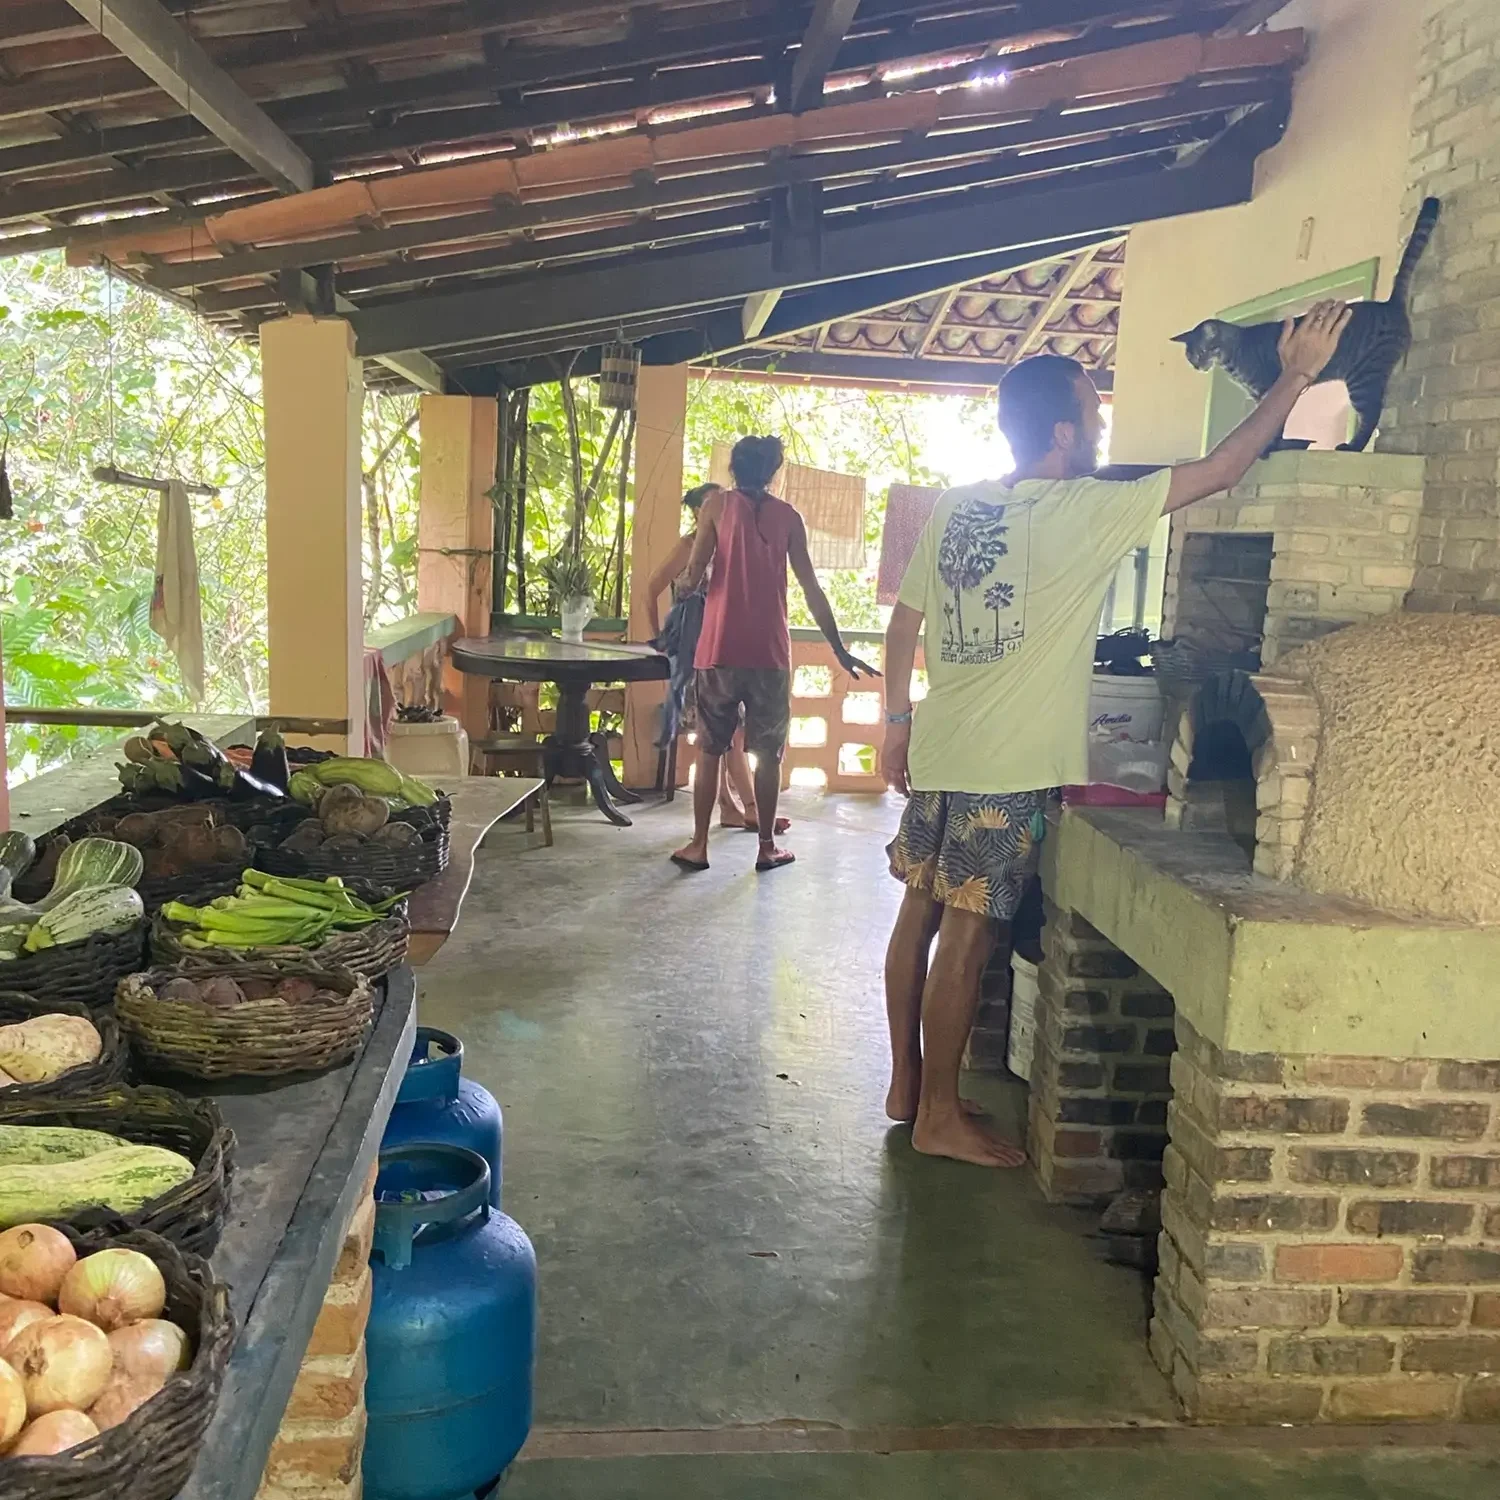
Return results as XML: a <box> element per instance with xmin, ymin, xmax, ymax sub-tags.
<box><xmin>1044</xmin><ymin>807</ymin><xmax>1500</xmax><ymax>1060</ymax></box>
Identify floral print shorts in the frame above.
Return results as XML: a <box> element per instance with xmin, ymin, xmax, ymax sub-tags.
<box><xmin>887</xmin><ymin>789</ymin><xmax>1049</xmax><ymax>921</ymax></box>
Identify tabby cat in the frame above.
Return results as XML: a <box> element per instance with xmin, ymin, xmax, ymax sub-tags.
<box><xmin>1171</xmin><ymin>197</ymin><xmax>1441</xmax><ymax>453</ymax></box>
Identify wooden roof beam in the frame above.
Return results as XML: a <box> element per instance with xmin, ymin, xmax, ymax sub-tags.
<box><xmin>350</xmin><ymin>97</ymin><xmax>1288</xmax><ymax>360</ymax></box>
<box><xmin>789</xmin><ymin>0</ymin><xmax>865</xmax><ymax>113</ymax></box>
<box><xmin>60</xmin><ymin>0</ymin><xmax>314</xmax><ymax>193</ymax></box>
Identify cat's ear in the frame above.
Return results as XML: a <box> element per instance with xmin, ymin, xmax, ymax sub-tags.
<box><xmin>1170</xmin><ymin>330</ymin><xmax>1193</xmax><ymax>344</ymax></box>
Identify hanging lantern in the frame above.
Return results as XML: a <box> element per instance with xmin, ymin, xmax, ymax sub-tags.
<box><xmin>598</xmin><ymin>341</ymin><xmax>641</xmax><ymax>411</ymax></box>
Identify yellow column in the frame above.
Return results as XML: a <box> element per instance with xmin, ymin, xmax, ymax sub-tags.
<box><xmin>416</xmin><ymin>396</ymin><xmax>498</xmax><ymax>743</ymax></box>
<box><xmin>263</xmin><ymin>315</ymin><xmax>366</xmax><ymax>755</ymax></box>
<box><xmin>623</xmin><ymin>364</ymin><xmax>689</xmax><ymax>788</ymax></box>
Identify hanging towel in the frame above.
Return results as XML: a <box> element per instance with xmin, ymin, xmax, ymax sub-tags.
<box><xmin>364</xmin><ymin>646</ymin><xmax>397</xmax><ymax>758</ymax></box>
<box><xmin>876</xmin><ymin>483</ymin><xmax>945</xmax><ymax>605</ymax></box>
<box><xmin>150</xmin><ymin>479</ymin><xmax>205</xmax><ymax>702</ymax></box>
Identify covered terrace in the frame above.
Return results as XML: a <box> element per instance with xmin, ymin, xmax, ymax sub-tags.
<box><xmin>8</xmin><ymin>1</ymin><xmax>1497</xmax><ymax>1496</ymax></box>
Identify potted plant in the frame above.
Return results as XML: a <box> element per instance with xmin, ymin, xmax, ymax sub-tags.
<box><xmin>539</xmin><ymin>551</ymin><xmax>595</xmax><ymax>643</ymax></box>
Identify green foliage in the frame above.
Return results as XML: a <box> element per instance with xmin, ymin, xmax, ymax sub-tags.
<box><xmin>1</xmin><ymin>253</ymin><xmax>419</xmax><ymax>784</ymax></box>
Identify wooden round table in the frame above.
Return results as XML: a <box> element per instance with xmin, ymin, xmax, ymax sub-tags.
<box><xmin>450</xmin><ymin>633</ymin><xmax>670</xmax><ymax>826</ymax></box>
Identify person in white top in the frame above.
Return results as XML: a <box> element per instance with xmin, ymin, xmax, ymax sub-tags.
<box><xmin>879</xmin><ymin>301</ymin><xmax>1353</xmax><ymax>1167</ymax></box>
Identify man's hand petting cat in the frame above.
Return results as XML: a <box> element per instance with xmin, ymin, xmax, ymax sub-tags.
<box><xmin>1277</xmin><ymin>300</ymin><xmax>1354</xmax><ymax>383</ymax></box>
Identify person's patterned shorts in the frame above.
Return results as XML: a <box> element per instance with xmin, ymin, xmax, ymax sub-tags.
<box><xmin>887</xmin><ymin>789</ymin><xmax>1049</xmax><ymax>922</ymax></box>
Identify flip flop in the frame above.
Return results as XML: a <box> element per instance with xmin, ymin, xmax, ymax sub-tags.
<box><xmin>670</xmin><ymin>852</ymin><xmax>710</xmax><ymax>872</ymax></box>
<box><xmin>755</xmin><ymin>848</ymin><xmax>796</xmax><ymax>873</ymax></box>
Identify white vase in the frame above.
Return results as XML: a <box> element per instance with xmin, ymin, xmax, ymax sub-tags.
<box><xmin>560</xmin><ymin>597</ymin><xmax>594</xmax><ymax>643</ymax></box>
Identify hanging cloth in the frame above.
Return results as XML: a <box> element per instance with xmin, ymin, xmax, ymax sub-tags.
<box><xmin>149</xmin><ymin>479</ymin><xmax>205</xmax><ymax>702</ymax></box>
<box><xmin>653</xmin><ymin>588</ymin><xmax>705</xmax><ymax>749</ymax></box>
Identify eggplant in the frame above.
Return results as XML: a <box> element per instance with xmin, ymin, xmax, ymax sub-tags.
<box><xmin>149</xmin><ymin>758</ymin><xmax>223</xmax><ymax>800</ymax></box>
<box><xmin>250</xmin><ymin>725</ymin><xmax>291</xmax><ymax>793</ymax></box>
<box><xmin>214</xmin><ymin>760</ymin><xmax>288</xmax><ymax>802</ymax></box>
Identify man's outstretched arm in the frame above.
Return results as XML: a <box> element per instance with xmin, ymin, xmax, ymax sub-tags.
<box><xmin>1163</xmin><ymin>300</ymin><xmax>1353</xmax><ymax>514</ymax></box>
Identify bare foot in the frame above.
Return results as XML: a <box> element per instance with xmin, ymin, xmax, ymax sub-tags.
<box><xmin>885</xmin><ymin>1078</ymin><xmax>988</xmax><ymax>1124</ymax></box>
<box><xmin>670</xmin><ymin>841</ymin><xmax>710</xmax><ymax>872</ymax></box>
<box><xmin>722</xmin><ymin>811</ymin><xmax>792</xmax><ymax>835</ymax></box>
<box><xmin>911</xmin><ymin>1109</ymin><xmax>1026</xmax><ymax>1167</ymax></box>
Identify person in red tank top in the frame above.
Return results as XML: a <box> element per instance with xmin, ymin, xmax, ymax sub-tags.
<box><xmin>669</xmin><ymin>435</ymin><xmax>876</xmax><ymax>873</ymax></box>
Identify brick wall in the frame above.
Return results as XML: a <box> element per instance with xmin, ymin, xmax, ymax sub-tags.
<box><xmin>1163</xmin><ymin>452</ymin><xmax>1425</xmax><ymax>665</ymax></box>
<box><xmin>1379</xmin><ymin>0</ymin><xmax>1500</xmax><ymax>613</ymax></box>
<box><xmin>1153</xmin><ymin>1019</ymin><xmax>1500</xmax><ymax>1422</ymax></box>
<box><xmin>1028</xmin><ymin>908</ymin><xmax>1176</xmax><ymax>1206</ymax></box>
<box><xmin>257</xmin><ymin>1169</ymin><xmax>376</xmax><ymax>1499</ymax></box>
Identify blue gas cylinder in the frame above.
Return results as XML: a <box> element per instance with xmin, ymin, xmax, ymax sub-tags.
<box><xmin>363</xmin><ymin>1144</ymin><xmax>536</xmax><ymax>1500</ymax></box>
<box><xmin>381</xmin><ymin>1027</ymin><xmax>502</xmax><ymax>1207</ymax></box>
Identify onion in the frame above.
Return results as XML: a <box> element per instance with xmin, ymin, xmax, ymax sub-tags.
<box><xmin>6</xmin><ymin>1315</ymin><xmax>113</xmax><ymax>1417</ymax></box>
<box><xmin>0</xmin><ymin>1357</ymin><xmax>25</xmax><ymax>1450</ymax></box>
<box><xmin>9</xmin><ymin>1408</ymin><xmax>99</xmax><ymax>1456</ymax></box>
<box><xmin>88</xmin><ymin>1370</ymin><xmax>164</xmax><ymax>1430</ymax></box>
<box><xmin>107</xmin><ymin>1319</ymin><xmax>191</xmax><ymax>1381</ymax></box>
<box><xmin>0</xmin><ymin>1224</ymin><xmax>76</xmax><ymax>1304</ymax></box>
<box><xmin>58</xmin><ymin>1248</ymin><xmax>166</xmax><ymax>1332</ymax></box>
<box><xmin>0</xmin><ymin>1300</ymin><xmax>52</xmax><ymax>1353</ymax></box>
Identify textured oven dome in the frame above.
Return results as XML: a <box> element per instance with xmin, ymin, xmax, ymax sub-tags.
<box><xmin>1279</xmin><ymin>615</ymin><xmax>1500</xmax><ymax>924</ymax></box>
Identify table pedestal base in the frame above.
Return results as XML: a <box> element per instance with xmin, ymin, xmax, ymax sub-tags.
<box><xmin>547</xmin><ymin>686</ymin><xmax>641</xmax><ymax>826</ymax></box>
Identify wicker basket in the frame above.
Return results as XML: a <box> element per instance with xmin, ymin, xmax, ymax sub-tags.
<box><xmin>134</xmin><ymin>861</ymin><xmax>247</xmax><ymax>916</ymax></box>
<box><xmin>117</xmin><ymin>960</ymin><xmax>374</xmax><ymax>1082</ymax></box>
<box><xmin>0</xmin><ymin>1085</ymin><xmax>233</xmax><ymax>1255</ymax></box>
<box><xmin>255</xmin><ymin>796</ymin><xmax>451</xmax><ymax>889</ymax></box>
<box><xmin>148</xmin><ymin>903</ymin><xmax>410</xmax><ymax>982</ymax></box>
<box><xmin>0</xmin><ymin>990</ymin><xmax>128</xmax><ymax>1102</ymax></box>
<box><xmin>0</xmin><ymin>922</ymin><xmax>147</xmax><ymax>1013</ymax></box>
<box><xmin>0</xmin><ymin>1227</ymin><xmax>233</xmax><ymax>1500</ymax></box>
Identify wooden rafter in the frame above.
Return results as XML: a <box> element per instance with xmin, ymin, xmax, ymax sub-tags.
<box><xmin>914</xmin><ymin>285</ymin><xmax>962</xmax><ymax>357</ymax></box>
<box><xmin>1009</xmin><ymin>246</ymin><xmax>1102</xmax><ymax>361</ymax></box>
<box><xmin>59</xmin><ymin>0</ymin><xmax>314</xmax><ymax>193</ymax></box>
<box><xmin>788</xmin><ymin>0</ymin><xmax>864</xmax><ymax>112</ymax></box>
<box><xmin>348</xmin><ymin>102</ymin><xmax>1286</xmax><ymax>360</ymax></box>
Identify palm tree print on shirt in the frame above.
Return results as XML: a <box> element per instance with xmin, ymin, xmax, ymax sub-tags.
<box><xmin>983</xmin><ymin>579</ymin><xmax>1016</xmax><ymax>648</ymax></box>
<box><xmin>936</xmin><ymin>502</ymin><xmax>1010</xmax><ymax>648</ymax></box>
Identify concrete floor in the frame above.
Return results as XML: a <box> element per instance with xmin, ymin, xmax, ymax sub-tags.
<box><xmin>415</xmin><ymin>789</ymin><xmax>1500</xmax><ymax>1498</ymax></box>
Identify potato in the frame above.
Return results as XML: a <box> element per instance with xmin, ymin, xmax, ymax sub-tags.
<box><xmin>275</xmin><ymin>977</ymin><xmax>318</xmax><ymax>1005</ymax></box>
<box><xmin>321</xmin><ymin>833</ymin><xmax>367</xmax><ymax>853</ymax></box>
<box><xmin>212</xmin><ymin>826</ymin><xmax>249</xmax><ymax>864</ymax></box>
<box><xmin>200</xmin><ymin>976</ymin><xmax>246</xmax><ymax>1009</ymax></box>
<box><xmin>159</xmin><ymin>977</ymin><xmax>203</xmax><ymax>1003</ymax></box>
<box><xmin>372</xmin><ymin>822</ymin><xmax>420</xmax><ymax>849</ymax></box>
<box><xmin>280</xmin><ymin>822</ymin><xmax>326</xmax><ymax>854</ymax></box>
<box><xmin>238</xmin><ymin>978</ymin><xmax>277</xmax><ymax>1000</ymax></box>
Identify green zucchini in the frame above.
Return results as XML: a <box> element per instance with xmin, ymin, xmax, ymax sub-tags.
<box><xmin>0</xmin><ymin>1143</ymin><xmax>195</xmax><ymax>1228</ymax></box>
<box><xmin>0</xmin><ymin>1124</ymin><xmax>128</xmax><ymax>1166</ymax></box>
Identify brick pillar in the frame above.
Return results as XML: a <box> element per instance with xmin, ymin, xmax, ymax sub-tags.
<box><xmin>1028</xmin><ymin>907</ymin><xmax>1176</xmax><ymax>1205</ymax></box>
<box><xmin>1379</xmin><ymin>0</ymin><xmax>1500</xmax><ymax>613</ymax></box>
<box><xmin>258</xmin><ymin>1169</ymin><xmax>376</xmax><ymax>1498</ymax></box>
<box><xmin>965</xmin><ymin>943</ymin><xmax>1013</xmax><ymax>1072</ymax></box>
<box><xmin>1153</xmin><ymin>1019</ymin><xmax>1500</xmax><ymax>1423</ymax></box>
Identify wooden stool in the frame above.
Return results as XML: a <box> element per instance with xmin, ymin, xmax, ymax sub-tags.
<box><xmin>472</xmin><ymin>738</ymin><xmax>553</xmax><ymax>847</ymax></box>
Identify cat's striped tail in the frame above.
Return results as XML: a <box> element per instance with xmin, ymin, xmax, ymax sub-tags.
<box><xmin>1390</xmin><ymin>197</ymin><xmax>1442</xmax><ymax>306</ymax></box>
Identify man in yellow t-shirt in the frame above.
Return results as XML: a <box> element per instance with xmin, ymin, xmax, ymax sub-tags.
<box><xmin>880</xmin><ymin>303</ymin><xmax>1352</xmax><ymax>1168</ymax></box>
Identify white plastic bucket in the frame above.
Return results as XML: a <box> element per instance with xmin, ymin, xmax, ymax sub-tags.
<box><xmin>1007</xmin><ymin>953</ymin><xmax>1040</xmax><ymax>1082</ymax></box>
<box><xmin>1088</xmin><ymin>673</ymin><xmax>1165</xmax><ymax>745</ymax></box>
<box><xmin>387</xmin><ymin>716</ymin><xmax>469</xmax><ymax>780</ymax></box>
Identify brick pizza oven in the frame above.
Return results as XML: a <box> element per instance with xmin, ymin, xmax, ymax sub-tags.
<box><xmin>1021</xmin><ymin>4</ymin><xmax>1500</xmax><ymax>1414</ymax></box>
